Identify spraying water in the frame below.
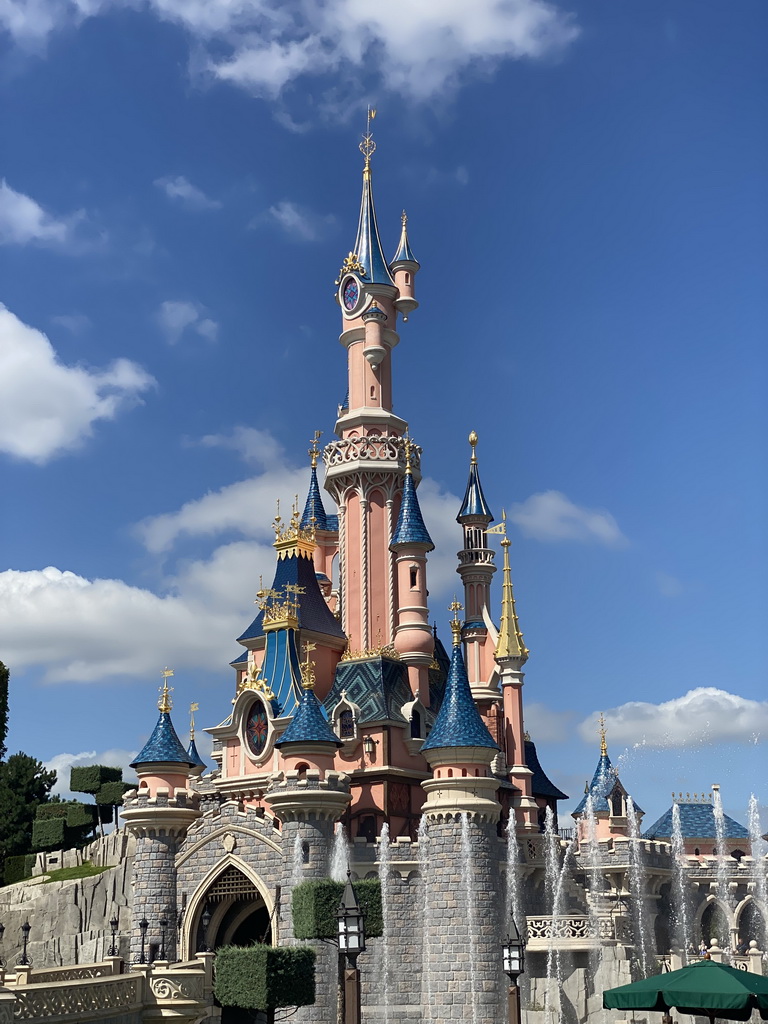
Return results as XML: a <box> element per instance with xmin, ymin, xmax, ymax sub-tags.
<box><xmin>626</xmin><ymin>796</ymin><xmax>653</xmax><ymax>977</ymax></box>
<box><xmin>544</xmin><ymin>809</ymin><xmax>576</xmax><ymax>1023</ymax></box>
<box><xmin>330</xmin><ymin>822</ymin><xmax>351</xmax><ymax>882</ymax></box>
<box><xmin>670</xmin><ymin>803</ymin><xmax>691</xmax><ymax>962</ymax></box>
<box><xmin>506</xmin><ymin>818</ymin><xmax>523</xmax><ymax>934</ymax></box>
<box><xmin>291</xmin><ymin>832</ymin><xmax>303</xmax><ymax>886</ymax></box>
<box><xmin>460</xmin><ymin>813</ymin><xmax>480</xmax><ymax>1024</ymax></box>
<box><xmin>418</xmin><ymin>816</ymin><xmax>433</xmax><ymax>1021</ymax></box>
<box><xmin>582</xmin><ymin>795</ymin><xmax>604</xmax><ymax>980</ymax></box>
<box><xmin>712</xmin><ymin>786</ymin><xmax>730</xmax><ymax>914</ymax></box>
<box><xmin>748</xmin><ymin>795</ymin><xmax>767</xmax><ymax>950</ymax></box>
<box><xmin>378</xmin><ymin>823</ymin><xmax>392</xmax><ymax>1024</ymax></box>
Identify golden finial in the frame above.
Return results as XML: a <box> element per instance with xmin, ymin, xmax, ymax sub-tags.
<box><xmin>401</xmin><ymin>209</ymin><xmax>407</xmax><ymax>228</ymax></box>
<box><xmin>468</xmin><ymin>430</ymin><xmax>478</xmax><ymax>464</ymax></box>
<box><xmin>189</xmin><ymin>701</ymin><xmax>199</xmax><ymax>741</ymax></box>
<box><xmin>489</xmin><ymin>510</ymin><xmax>528</xmax><ymax>663</ymax></box>
<box><xmin>449</xmin><ymin>598</ymin><xmax>463</xmax><ymax>645</ymax></box>
<box><xmin>403</xmin><ymin>432</ymin><xmax>413</xmax><ymax>475</ymax></box>
<box><xmin>301</xmin><ymin>641</ymin><xmax>317</xmax><ymax>690</ymax></box>
<box><xmin>309</xmin><ymin>430</ymin><xmax>322</xmax><ymax>469</ymax></box>
<box><xmin>360</xmin><ymin>106</ymin><xmax>377</xmax><ymax>175</ymax></box>
<box><xmin>599</xmin><ymin>712</ymin><xmax>607</xmax><ymax>756</ymax></box>
<box><xmin>158</xmin><ymin>667</ymin><xmax>174</xmax><ymax>713</ymax></box>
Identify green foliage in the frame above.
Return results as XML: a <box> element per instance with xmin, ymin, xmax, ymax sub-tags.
<box><xmin>0</xmin><ymin>662</ymin><xmax>8</xmax><ymax>762</ymax></box>
<box><xmin>70</xmin><ymin>765</ymin><xmax>121</xmax><ymax>795</ymax></box>
<box><xmin>292</xmin><ymin>879</ymin><xmax>382</xmax><ymax>940</ymax></box>
<box><xmin>66</xmin><ymin>803</ymin><xmax>97</xmax><ymax>829</ymax></box>
<box><xmin>35</xmin><ymin>803</ymin><xmax>69</xmax><ymax>820</ymax></box>
<box><xmin>214</xmin><ymin>945</ymin><xmax>315</xmax><ymax>1011</ymax></box>
<box><xmin>0</xmin><ymin>753</ymin><xmax>57</xmax><ymax>861</ymax></box>
<box><xmin>43</xmin><ymin>862</ymin><xmax>110</xmax><ymax>884</ymax></box>
<box><xmin>95</xmin><ymin>781</ymin><xmax>131</xmax><ymax>807</ymax></box>
<box><xmin>3</xmin><ymin>854</ymin><xmax>35</xmax><ymax>886</ymax></box>
<box><xmin>32</xmin><ymin>816</ymin><xmax>65</xmax><ymax>850</ymax></box>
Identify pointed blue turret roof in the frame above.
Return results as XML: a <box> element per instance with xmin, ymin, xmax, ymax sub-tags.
<box><xmin>300</xmin><ymin>465</ymin><xmax>329</xmax><ymax>531</ymax></box>
<box><xmin>351</xmin><ymin>162</ymin><xmax>395</xmax><ymax>287</ymax></box>
<box><xmin>391</xmin><ymin>212</ymin><xmax>419</xmax><ymax>267</ymax></box>
<box><xmin>422</xmin><ymin>636</ymin><xmax>498</xmax><ymax>752</ymax></box>
<box><xmin>186</xmin><ymin>737</ymin><xmax>206</xmax><ymax>771</ymax></box>
<box><xmin>573</xmin><ymin>738</ymin><xmax>642</xmax><ymax>817</ymax></box>
<box><xmin>391</xmin><ymin>468</ymin><xmax>434</xmax><ymax>550</ymax></box>
<box><xmin>258</xmin><ymin>626</ymin><xmax>305</xmax><ymax>718</ymax></box>
<box><xmin>131</xmin><ymin>711</ymin><xmax>195</xmax><ymax>769</ymax></box>
<box><xmin>457</xmin><ymin>433</ymin><xmax>493</xmax><ymax>521</ymax></box>
<box><xmin>277</xmin><ymin>685</ymin><xmax>341</xmax><ymax>747</ymax></box>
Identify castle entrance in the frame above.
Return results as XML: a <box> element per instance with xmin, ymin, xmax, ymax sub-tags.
<box><xmin>195</xmin><ymin>864</ymin><xmax>273</xmax><ymax>951</ymax></box>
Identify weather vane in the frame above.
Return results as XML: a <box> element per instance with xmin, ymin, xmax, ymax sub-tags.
<box><xmin>158</xmin><ymin>667</ymin><xmax>174</xmax><ymax>713</ymax></box>
<box><xmin>309</xmin><ymin>430</ymin><xmax>322</xmax><ymax>468</ymax></box>
<box><xmin>189</xmin><ymin>702</ymin><xmax>199</xmax><ymax>740</ymax></box>
<box><xmin>360</xmin><ymin>106</ymin><xmax>377</xmax><ymax>168</ymax></box>
<box><xmin>599</xmin><ymin>712</ymin><xmax>607</xmax><ymax>756</ymax></box>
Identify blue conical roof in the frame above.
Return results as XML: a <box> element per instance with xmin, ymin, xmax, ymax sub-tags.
<box><xmin>186</xmin><ymin>737</ymin><xmax>206</xmax><ymax>771</ymax></box>
<box><xmin>391</xmin><ymin>216</ymin><xmax>419</xmax><ymax>267</ymax></box>
<box><xmin>352</xmin><ymin>169</ymin><xmax>394</xmax><ymax>287</ymax></box>
<box><xmin>422</xmin><ymin>641</ymin><xmax>498</xmax><ymax>752</ymax></box>
<box><xmin>131</xmin><ymin>712</ymin><xmax>195</xmax><ymax>769</ymax></box>
<box><xmin>391</xmin><ymin>471</ymin><xmax>434</xmax><ymax>550</ymax></box>
<box><xmin>458</xmin><ymin>461</ymin><xmax>493</xmax><ymax>521</ymax></box>
<box><xmin>277</xmin><ymin>686</ymin><xmax>341</xmax><ymax>747</ymax></box>
<box><xmin>572</xmin><ymin>750</ymin><xmax>642</xmax><ymax>816</ymax></box>
<box><xmin>300</xmin><ymin>465</ymin><xmax>329</xmax><ymax>531</ymax></box>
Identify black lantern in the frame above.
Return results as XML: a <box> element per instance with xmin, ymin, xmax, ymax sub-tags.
<box><xmin>362</xmin><ymin>735</ymin><xmax>376</xmax><ymax>760</ymax></box>
<box><xmin>18</xmin><ymin>921</ymin><xmax>31</xmax><ymax>967</ymax></box>
<box><xmin>137</xmin><ymin>916</ymin><xmax>149</xmax><ymax>964</ymax></box>
<box><xmin>502</xmin><ymin>917</ymin><xmax>525</xmax><ymax>981</ymax></box>
<box><xmin>337</xmin><ymin>873</ymin><xmax>366</xmax><ymax>962</ymax></box>
<box><xmin>108</xmin><ymin>915</ymin><xmax>119</xmax><ymax>957</ymax></box>
<box><xmin>200</xmin><ymin>906</ymin><xmax>212</xmax><ymax>953</ymax></box>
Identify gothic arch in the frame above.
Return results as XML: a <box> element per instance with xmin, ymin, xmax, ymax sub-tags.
<box><xmin>735</xmin><ymin>895</ymin><xmax>766</xmax><ymax>944</ymax></box>
<box><xmin>695</xmin><ymin>895</ymin><xmax>733</xmax><ymax>946</ymax></box>
<box><xmin>181</xmin><ymin>853</ymin><xmax>276</xmax><ymax>959</ymax></box>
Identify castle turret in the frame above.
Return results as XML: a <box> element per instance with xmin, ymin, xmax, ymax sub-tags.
<box><xmin>572</xmin><ymin>718</ymin><xmax>641</xmax><ymax>840</ymax></box>
<box><xmin>420</xmin><ymin>607</ymin><xmax>502</xmax><ymax>1024</ymax></box>
<box><xmin>389</xmin><ymin>210</ymin><xmax>419</xmax><ymax>319</ymax></box>
<box><xmin>123</xmin><ymin>674</ymin><xmax>200</xmax><ymax>963</ymax></box>
<box><xmin>300</xmin><ymin>431</ymin><xmax>339</xmax><ymax>605</ymax></box>
<box><xmin>456</xmin><ymin>432</ymin><xmax>499</xmax><ymax>701</ymax></box>
<box><xmin>390</xmin><ymin>435</ymin><xmax>434</xmax><ymax>706</ymax></box>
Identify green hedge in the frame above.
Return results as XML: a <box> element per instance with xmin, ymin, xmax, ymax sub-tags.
<box><xmin>95</xmin><ymin>781</ymin><xmax>130</xmax><ymax>807</ymax></box>
<box><xmin>214</xmin><ymin>945</ymin><xmax>315</xmax><ymax>1010</ymax></box>
<box><xmin>70</xmin><ymin>765</ymin><xmax>121</xmax><ymax>795</ymax></box>
<box><xmin>32</xmin><ymin>817</ymin><xmax>66</xmax><ymax>850</ymax></box>
<box><xmin>66</xmin><ymin>803</ymin><xmax>97</xmax><ymax>828</ymax></box>
<box><xmin>292</xmin><ymin>879</ymin><xmax>382</xmax><ymax>941</ymax></box>
<box><xmin>3</xmin><ymin>854</ymin><xmax>35</xmax><ymax>886</ymax></box>
<box><xmin>36</xmin><ymin>803</ymin><xmax>69</xmax><ymax>820</ymax></box>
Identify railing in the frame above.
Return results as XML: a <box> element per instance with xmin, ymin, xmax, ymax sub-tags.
<box><xmin>12</xmin><ymin>974</ymin><xmax>142</xmax><ymax>1021</ymax></box>
<box><xmin>324</xmin><ymin>435</ymin><xmax>420</xmax><ymax>470</ymax></box>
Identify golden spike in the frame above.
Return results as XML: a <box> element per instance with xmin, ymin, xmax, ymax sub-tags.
<box><xmin>301</xmin><ymin>641</ymin><xmax>317</xmax><ymax>689</ymax></box>
<box><xmin>449</xmin><ymin>598</ymin><xmax>463</xmax><ymax>645</ymax></box>
<box><xmin>309</xmin><ymin>430</ymin><xmax>323</xmax><ymax>469</ymax></box>
<box><xmin>189</xmin><ymin>701</ymin><xmax>199</xmax><ymax>741</ymax></box>
<box><xmin>468</xmin><ymin>430</ymin><xmax>478</xmax><ymax>464</ymax></box>
<box><xmin>360</xmin><ymin>105</ymin><xmax>377</xmax><ymax>171</ymax></box>
<box><xmin>493</xmin><ymin>510</ymin><xmax>529</xmax><ymax>662</ymax></box>
<box><xmin>599</xmin><ymin>712</ymin><xmax>607</xmax><ymax>756</ymax></box>
<box><xmin>402</xmin><ymin>431</ymin><xmax>413</xmax><ymax>474</ymax></box>
<box><xmin>402</xmin><ymin>209</ymin><xmax>407</xmax><ymax>228</ymax></box>
<box><xmin>158</xmin><ymin>667</ymin><xmax>174</xmax><ymax>713</ymax></box>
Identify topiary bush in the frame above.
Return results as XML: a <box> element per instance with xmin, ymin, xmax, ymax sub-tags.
<box><xmin>70</xmin><ymin>765</ymin><xmax>121</xmax><ymax>795</ymax></box>
<box><xmin>35</xmin><ymin>804</ymin><xmax>68</xmax><ymax>820</ymax></box>
<box><xmin>292</xmin><ymin>879</ymin><xmax>382</xmax><ymax>940</ymax></box>
<box><xmin>214</xmin><ymin>945</ymin><xmax>315</xmax><ymax>1011</ymax></box>
<box><xmin>3</xmin><ymin>854</ymin><xmax>35</xmax><ymax>886</ymax></box>
<box><xmin>32</xmin><ymin>817</ymin><xmax>66</xmax><ymax>850</ymax></box>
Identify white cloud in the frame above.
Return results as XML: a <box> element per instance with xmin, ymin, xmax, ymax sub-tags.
<box><xmin>154</xmin><ymin>175</ymin><xmax>221</xmax><ymax>210</ymax></box>
<box><xmin>51</xmin><ymin>313</ymin><xmax>91</xmax><ymax>334</ymax></box>
<box><xmin>44</xmin><ymin>749</ymin><xmax>139</xmax><ymax>798</ymax></box>
<box><xmin>156</xmin><ymin>300</ymin><xmax>219</xmax><ymax>344</ymax></box>
<box><xmin>0</xmin><ymin>179</ymin><xmax>84</xmax><ymax>247</ymax></box>
<box><xmin>579</xmin><ymin>688</ymin><xmax>768</xmax><ymax>750</ymax></box>
<box><xmin>509</xmin><ymin>490</ymin><xmax>627</xmax><ymax>547</ymax></box>
<box><xmin>0</xmin><ymin>304</ymin><xmax>154</xmax><ymax>464</ymax></box>
<box><xmin>265</xmin><ymin>200</ymin><xmax>335</xmax><ymax>242</ymax></box>
<box><xmin>1</xmin><ymin>0</ymin><xmax>578</xmax><ymax>101</ymax></box>
<box><xmin>198</xmin><ymin>426</ymin><xmax>286</xmax><ymax>469</ymax></box>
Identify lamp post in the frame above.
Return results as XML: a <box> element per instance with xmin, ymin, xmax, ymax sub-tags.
<box><xmin>107</xmin><ymin>915</ymin><xmax>119</xmax><ymax>957</ymax></box>
<box><xmin>0</xmin><ymin>922</ymin><xmax>5</xmax><ymax>969</ymax></box>
<box><xmin>137</xmin><ymin>917</ymin><xmax>149</xmax><ymax>964</ymax></box>
<box><xmin>17</xmin><ymin>921</ymin><xmax>31</xmax><ymax>967</ymax></box>
<box><xmin>502</xmin><ymin>917</ymin><xmax>526</xmax><ymax>1024</ymax></box>
<box><xmin>337</xmin><ymin>872</ymin><xmax>365</xmax><ymax>1024</ymax></box>
<box><xmin>200</xmin><ymin>906</ymin><xmax>212</xmax><ymax>953</ymax></box>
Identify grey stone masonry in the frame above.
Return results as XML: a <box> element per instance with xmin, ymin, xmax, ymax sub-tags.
<box><xmin>423</xmin><ymin>817</ymin><xmax>504</xmax><ymax>1023</ymax></box>
<box><xmin>131</xmin><ymin>833</ymin><xmax>179</xmax><ymax>962</ymax></box>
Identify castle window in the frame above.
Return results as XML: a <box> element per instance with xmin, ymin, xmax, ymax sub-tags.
<box><xmin>405</xmin><ymin>272</ymin><xmax>410</xmax><ymax>285</ymax></box>
<box><xmin>339</xmin><ymin>710</ymin><xmax>355</xmax><ymax>740</ymax></box>
<box><xmin>302</xmin><ymin>841</ymin><xmax>310</xmax><ymax>864</ymax></box>
<box><xmin>296</xmin><ymin>763</ymin><xmax>309</xmax><ymax>779</ymax></box>
<box><xmin>410</xmin><ymin>710</ymin><xmax>422</xmax><ymax>739</ymax></box>
<box><xmin>409</xmin><ymin>566</ymin><xmax>418</xmax><ymax>589</ymax></box>
<box><xmin>611</xmin><ymin>790</ymin><xmax>624</xmax><ymax>816</ymax></box>
<box><xmin>694</xmin><ymin>848</ymin><xmax>700</xmax><ymax>856</ymax></box>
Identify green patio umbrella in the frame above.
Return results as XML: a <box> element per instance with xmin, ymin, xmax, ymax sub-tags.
<box><xmin>603</xmin><ymin>958</ymin><xmax>768</xmax><ymax>1022</ymax></box>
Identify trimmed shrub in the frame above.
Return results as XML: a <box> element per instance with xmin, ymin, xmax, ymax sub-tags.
<box><xmin>70</xmin><ymin>765</ymin><xmax>121</xmax><ymax>795</ymax></box>
<box><xmin>3</xmin><ymin>854</ymin><xmax>35</xmax><ymax>886</ymax></box>
<box><xmin>292</xmin><ymin>879</ymin><xmax>382</xmax><ymax>940</ymax></box>
<box><xmin>95</xmin><ymin>781</ymin><xmax>131</xmax><ymax>807</ymax></box>
<box><xmin>35</xmin><ymin>804</ymin><xmax>69</xmax><ymax>820</ymax></box>
<box><xmin>66</xmin><ymin>803</ymin><xmax>97</xmax><ymax>829</ymax></box>
<box><xmin>214</xmin><ymin>945</ymin><xmax>315</xmax><ymax>1010</ymax></box>
<box><xmin>32</xmin><ymin>817</ymin><xmax>65</xmax><ymax>850</ymax></box>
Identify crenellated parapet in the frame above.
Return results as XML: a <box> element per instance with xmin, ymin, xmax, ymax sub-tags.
<box><xmin>121</xmin><ymin>787</ymin><xmax>201</xmax><ymax>838</ymax></box>
<box><xmin>265</xmin><ymin>768</ymin><xmax>351</xmax><ymax>823</ymax></box>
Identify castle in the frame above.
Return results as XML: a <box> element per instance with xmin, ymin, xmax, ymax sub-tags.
<box><xmin>3</xmin><ymin>123</ymin><xmax>764</xmax><ymax>1024</ymax></box>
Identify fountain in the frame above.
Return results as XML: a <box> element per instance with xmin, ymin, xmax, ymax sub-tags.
<box><xmin>378</xmin><ymin>823</ymin><xmax>392</xmax><ymax>1024</ymax></box>
<box><xmin>330</xmin><ymin>821</ymin><xmax>351</xmax><ymax>882</ymax></box>
<box><xmin>712</xmin><ymin>785</ymin><xmax>731</xmax><ymax>954</ymax></box>
<box><xmin>418</xmin><ymin>816</ymin><xmax>433</xmax><ymax>1021</ymax></box>
<box><xmin>506</xmin><ymin>818</ymin><xmax>523</xmax><ymax>934</ymax></box>
<box><xmin>581</xmin><ymin>795</ymin><xmax>604</xmax><ymax>981</ymax></box>
<box><xmin>460</xmin><ymin>813</ymin><xmax>481</xmax><ymax>1024</ymax></box>
<box><xmin>747</xmin><ymin>794</ymin><xmax>767</xmax><ymax>950</ymax></box>
<box><xmin>626</xmin><ymin>796</ymin><xmax>653</xmax><ymax>977</ymax></box>
<box><xmin>544</xmin><ymin>808</ymin><xmax>577</xmax><ymax>1022</ymax></box>
<box><xmin>670</xmin><ymin>802</ymin><xmax>692</xmax><ymax>961</ymax></box>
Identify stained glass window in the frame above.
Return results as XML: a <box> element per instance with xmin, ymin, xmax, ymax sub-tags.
<box><xmin>343</xmin><ymin>277</ymin><xmax>359</xmax><ymax>310</ymax></box>
<box><xmin>245</xmin><ymin>699</ymin><xmax>269</xmax><ymax>757</ymax></box>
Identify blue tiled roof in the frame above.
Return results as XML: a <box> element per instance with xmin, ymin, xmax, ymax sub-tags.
<box><xmin>325</xmin><ymin>514</ymin><xmax>339</xmax><ymax>532</ymax></box>
<box><xmin>186</xmin><ymin>737</ymin><xmax>206</xmax><ymax>770</ymax></box>
<box><xmin>391</xmin><ymin>472</ymin><xmax>434</xmax><ymax>550</ymax></box>
<box><xmin>277</xmin><ymin>686</ymin><xmax>341</xmax><ymax>747</ymax></box>
<box><xmin>230</xmin><ymin>650</ymin><xmax>248</xmax><ymax>667</ymax></box>
<box><xmin>391</xmin><ymin>221</ymin><xmax>419</xmax><ymax>266</ymax></box>
<box><xmin>324</xmin><ymin>655</ymin><xmax>413</xmax><ymax>725</ymax></box>
<box><xmin>525</xmin><ymin>740</ymin><xmax>568</xmax><ymax>801</ymax></box>
<box><xmin>300</xmin><ymin>466</ymin><xmax>329</xmax><ymax>531</ymax></box>
<box><xmin>457</xmin><ymin>462</ymin><xmax>493</xmax><ymax>521</ymax></box>
<box><xmin>643</xmin><ymin>803</ymin><xmax>749</xmax><ymax>841</ymax></box>
<box><xmin>260</xmin><ymin>626</ymin><xmax>304</xmax><ymax>717</ymax></box>
<box><xmin>238</xmin><ymin>552</ymin><xmax>345</xmax><ymax>642</ymax></box>
<box><xmin>131</xmin><ymin>712</ymin><xmax>195</xmax><ymax>769</ymax></box>
<box><xmin>573</xmin><ymin>751</ymin><xmax>642</xmax><ymax>817</ymax></box>
<box><xmin>422</xmin><ymin>641</ymin><xmax>498</xmax><ymax>752</ymax></box>
<box><xmin>351</xmin><ymin>169</ymin><xmax>395</xmax><ymax>287</ymax></box>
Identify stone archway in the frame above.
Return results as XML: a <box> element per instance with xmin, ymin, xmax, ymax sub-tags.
<box><xmin>194</xmin><ymin>864</ymin><xmax>273</xmax><ymax>953</ymax></box>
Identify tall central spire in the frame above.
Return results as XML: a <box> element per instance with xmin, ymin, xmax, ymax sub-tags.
<box><xmin>350</xmin><ymin>108</ymin><xmax>394</xmax><ymax>287</ymax></box>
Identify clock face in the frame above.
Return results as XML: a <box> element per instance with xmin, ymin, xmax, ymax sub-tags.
<box><xmin>245</xmin><ymin>698</ymin><xmax>269</xmax><ymax>758</ymax></box>
<box><xmin>342</xmin><ymin>277</ymin><xmax>360</xmax><ymax>311</ymax></box>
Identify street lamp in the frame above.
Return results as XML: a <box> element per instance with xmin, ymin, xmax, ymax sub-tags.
<box><xmin>137</xmin><ymin>917</ymin><xmax>149</xmax><ymax>964</ymax></box>
<box><xmin>17</xmin><ymin>921</ymin><xmax>31</xmax><ymax>967</ymax></box>
<box><xmin>107</xmin><ymin>915</ymin><xmax>119</xmax><ymax>957</ymax></box>
<box><xmin>200</xmin><ymin>906</ymin><xmax>212</xmax><ymax>953</ymax></box>
<box><xmin>502</xmin><ymin>917</ymin><xmax>526</xmax><ymax>1024</ymax></box>
<box><xmin>337</xmin><ymin>872</ymin><xmax>365</xmax><ymax>1024</ymax></box>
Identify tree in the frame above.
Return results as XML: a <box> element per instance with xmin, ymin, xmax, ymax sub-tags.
<box><xmin>0</xmin><ymin>662</ymin><xmax>8</xmax><ymax>762</ymax></box>
<box><xmin>32</xmin><ymin>800</ymin><xmax>97</xmax><ymax>852</ymax></box>
<box><xmin>0</xmin><ymin>753</ymin><xmax>57</xmax><ymax>862</ymax></box>
<box><xmin>70</xmin><ymin>765</ymin><xmax>132</xmax><ymax>837</ymax></box>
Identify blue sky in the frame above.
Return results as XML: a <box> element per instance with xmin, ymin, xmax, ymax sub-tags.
<box><xmin>0</xmin><ymin>0</ymin><xmax>766</xmax><ymax>827</ymax></box>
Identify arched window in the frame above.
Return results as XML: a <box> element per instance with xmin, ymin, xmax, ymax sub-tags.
<box><xmin>296</xmin><ymin>763</ymin><xmax>309</xmax><ymax>779</ymax></box>
<box><xmin>410</xmin><ymin>710</ymin><xmax>421</xmax><ymax>739</ymax></box>
<box><xmin>339</xmin><ymin>710</ymin><xmax>355</xmax><ymax>740</ymax></box>
<box><xmin>611</xmin><ymin>789</ymin><xmax>624</xmax><ymax>816</ymax></box>
<box><xmin>409</xmin><ymin>566</ymin><xmax>418</xmax><ymax>589</ymax></box>
<box><xmin>301</xmin><ymin>841</ymin><xmax>310</xmax><ymax>864</ymax></box>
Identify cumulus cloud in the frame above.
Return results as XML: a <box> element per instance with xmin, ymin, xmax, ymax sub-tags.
<box><xmin>509</xmin><ymin>490</ymin><xmax>627</xmax><ymax>547</ymax></box>
<box><xmin>154</xmin><ymin>175</ymin><xmax>221</xmax><ymax>210</ymax></box>
<box><xmin>0</xmin><ymin>179</ymin><xmax>85</xmax><ymax>247</ymax></box>
<box><xmin>156</xmin><ymin>300</ymin><xmax>218</xmax><ymax>344</ymax></box>
<box><xmin>44</xmin><ymin>749</ymin><xmax>139</xmax><ymax>798</ymax></box>
<box><xmin>198</xmin><ymin>426</ymin><xmax>286</xmax><ymax>469</ymax></box>
<box><xmin>0</xmin><ymin>304</ymin><xmax>154</xmax><ymax>464</ymax></box>
<box><xmin>265</xmin><ymin>200</ymin><xmax>335</xmax><ymax>242</ymax></box>
<box><xmin>579</xmin><ymin>688</ymin><xmax>768</xmax><ymax>750</ymax></box>
<box><xmin>1</xmin><ymin>0</ymin><xmax>578</xmax><ymax>101</ymax></box>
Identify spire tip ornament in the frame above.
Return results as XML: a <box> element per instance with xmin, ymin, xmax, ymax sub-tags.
<box><xmin>468</xmin><ymin>430</ymin><xmax>478</xmax><ymax>464</ymax></box>
<box><xmin>309</xmin><ymin>430</ymin><xmax>322</xmax><ymax>469</ymax></box>
<box><xmin>599</xmin><ymin>712</ymin><xmax>607</xmax><ymax>756</ymax></box>
<box><xmin>158</xmin><ymin>668</ymin><xmax>174</xmax><ymax>713</ymax></box>
<box><xmin>359</xmin><ymin>106</ymin><xmax>377</xmax><ymax>174</ymax></box>
<box><xmin>449</xmin><ymin>598</ymin><xmax>463</xmax><ymax>645</ymax></box>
